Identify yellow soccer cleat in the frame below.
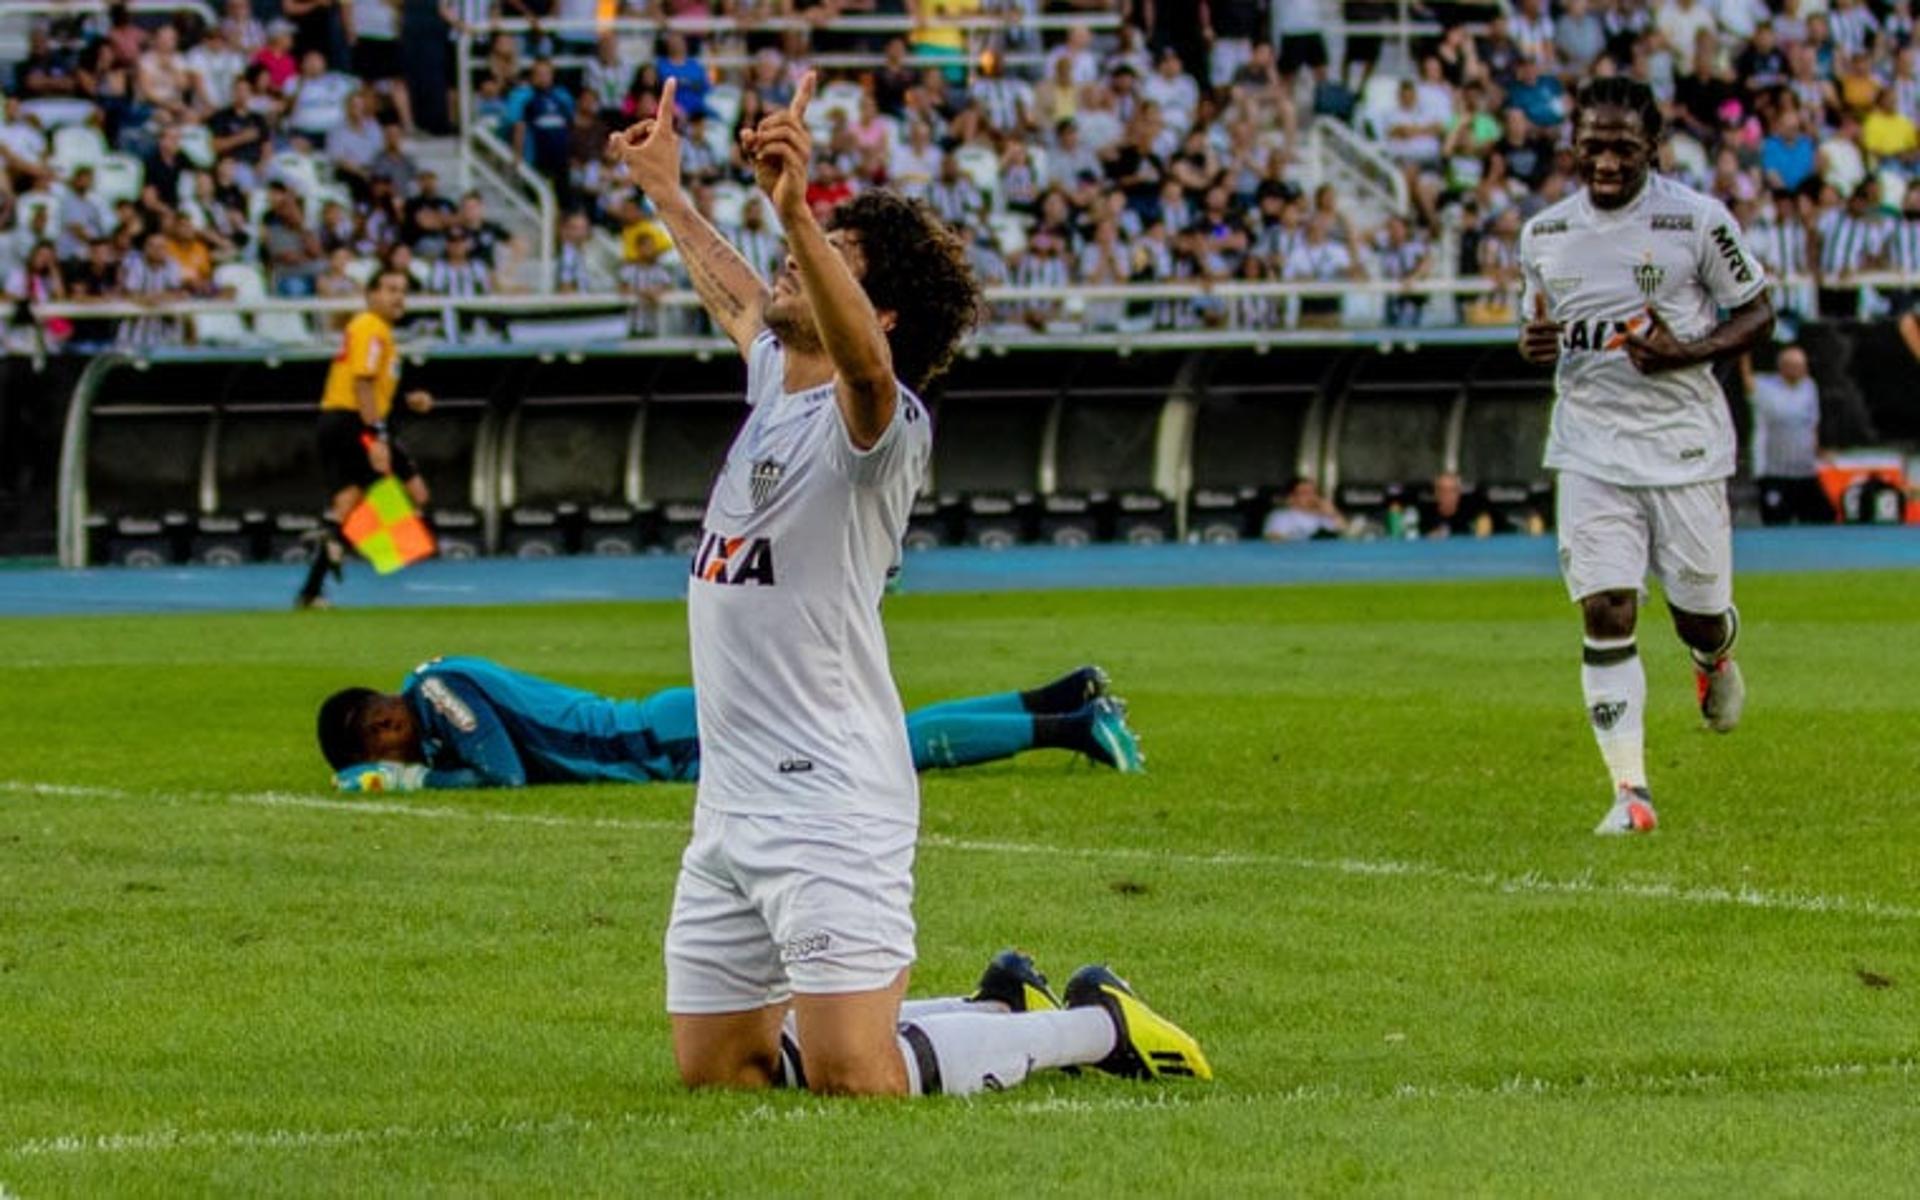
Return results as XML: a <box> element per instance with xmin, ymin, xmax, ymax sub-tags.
<box><xmin>1064</xmin><ymin>964</ymin><xmax>1213</xmax><ymax>1081</ymax></box>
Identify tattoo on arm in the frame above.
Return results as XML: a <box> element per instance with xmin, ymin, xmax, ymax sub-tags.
<box><xmin>653</xmin><ymin>202</ymin><xmax>768</xmax><ymax>351</ymax></box>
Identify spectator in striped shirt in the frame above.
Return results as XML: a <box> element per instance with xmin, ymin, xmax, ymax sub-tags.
<box><xmin>117</xmin><ymin>231</ymin><xmax>187</xmax><ymax>348</ymax></box>
<box><xmin>426</xmin><ymin>228</ymin><xmax>491</xmax><ymax>342</ymax></box>
<box><xmin>1740</xmin><ymin>194</ymin><xmax>1817</xmax><ymax>318</ymax></box>
<box><xmin>927</xmin><ymin>154</ymin><xmax>986</xmax><ymax>226</ymax></box>
<box><xmin>1884</xmin><ymin>189</ymin><xmax>1920</xmax><ymax>313</ymax></box>
<box><xmin>1371</xmin><ymin>214</ymin><xmax>1431</xmax><ymax>328</ymax></box>
<box><xmin>553</xmin><ymin>210</ymin><xmax>591</xmax><ymax>293</ymax></box>
<box><xmin>1829</xmin><ymin>0</ymin><xmax>1883</xmax><ymax>59</ymax></box>
<box><xmin>1817</xmin><ymin>181</ymin><xmax>1885</xmax><ymax>316</ymax></box>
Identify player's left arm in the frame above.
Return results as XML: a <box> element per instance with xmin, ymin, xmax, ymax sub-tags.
<box><xmin>412</xmin><ymin>673</ymin><xmax>530</xmax><ymax>788</ymax></box>
<box><xmin>750</xmin><ymin>73</ymin><xmax>901</xmax><ymax>450</ymax></box>
<box><xmin>1625</xmin><ymin>209</ymin><xmax>1775</xmax><ymax>375</ymax></box>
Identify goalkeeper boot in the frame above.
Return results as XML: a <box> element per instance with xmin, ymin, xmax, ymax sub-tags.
<box><xmin>1594</xmin><ymin>783</ymin><xmax>1658</xmax><ymax>836</ymax></box>
<box><xmin>1064</xmin><ymin>964</ymin><xmax>1213</xmax><ymax>1081</ymax></box>
<box><xmin>1087</xmin><ymin>698</ymin><xmax>1146</xmax><ymax>774</ymax></box>
<box><xmin>969</xmin><ymin>949</ymin><xmax>1062</xmax><ymax>1013</ymax></box>
<box><xmin>1693</xmin><ymin>655</ymin><xmax>1745</xmax><ymax>734</ymax></box>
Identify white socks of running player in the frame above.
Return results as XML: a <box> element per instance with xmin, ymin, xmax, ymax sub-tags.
<box><xmin>779</xmin><ymin>1000</ymin><xmax>1116</xmax><ymax>1096</ymax></box>
<box><xmin>1582</xmin><ymin>636</ymin><xmax>1647</xmax><ymax>789</ymax></box>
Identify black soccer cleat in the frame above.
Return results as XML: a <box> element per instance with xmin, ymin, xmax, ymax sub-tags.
<box><xmin>1064</xmin><ymin>964</ymin><xmax>1213</xmax><ymax>1081</ymax></box>
<box><xmin>969</xmin><ymin>949</ymin><xmax>1062</xmax><ymax>1012</ymax></box>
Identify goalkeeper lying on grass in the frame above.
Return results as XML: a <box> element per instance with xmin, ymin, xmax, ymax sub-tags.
<box><xmin>318</xmin><ymin>656</ymin><xmax>1144</xmax><ymax>791</ymax></box>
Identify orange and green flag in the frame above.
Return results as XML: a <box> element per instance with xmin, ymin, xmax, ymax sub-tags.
<box><xmin>342</xmin><ymin>477</ymin><xmax>435</xmax><ymax>575</ymax></box>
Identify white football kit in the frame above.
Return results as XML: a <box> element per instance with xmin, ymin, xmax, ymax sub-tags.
<box><xmin>1519</xmin><ymin>175</ymin><xmax>1768</xmax><ymax>611</ymax></box>
<box><xmin>666</xmin><ymin>330</ymin><xmax>932</xmax><ymax>1013</ymax></box>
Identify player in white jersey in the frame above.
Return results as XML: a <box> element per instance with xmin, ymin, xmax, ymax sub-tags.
<box><xmin>610</xmin><ymin>77</ymin><xmax>1211</xmax><ymax>1096</ymax></box>
<box><xmin>1517</xmin><ymin>78</ymin><xmax>1775</xmax><ymax>836</ymax></box>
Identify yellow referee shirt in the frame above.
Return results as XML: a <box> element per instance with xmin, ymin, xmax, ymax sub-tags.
<box><xmin>321</xmin><ymin>311</ymin><xmax>399</xmax><ymax>419</ymax></box>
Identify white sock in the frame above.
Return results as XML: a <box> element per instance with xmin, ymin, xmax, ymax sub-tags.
<box><xmin>900</xmin><ymin>996</ymin><xmax>998</xmax><ymax>1020</ymax></box>
<box><xmin>897</xmin><ymin>1008</ymin><xmax>1117</xmax><ymax>1097</ymax></box>
<box><xmin>1582</xmin><ymin>636</ymin><xmax>1647</xmax><ymax>790</ymax></box>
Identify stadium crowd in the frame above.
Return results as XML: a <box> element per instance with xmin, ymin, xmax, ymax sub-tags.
<box><xmin>6</xmin><ymin>0</ymin><xmax>1920</xmax><ymax>349</ymax></box>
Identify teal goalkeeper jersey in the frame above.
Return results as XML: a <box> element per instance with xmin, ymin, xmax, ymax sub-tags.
<box><xmin>402</xmin><ymin>657</ymin><xmax>701</xmax><ymax>788</ymax></box>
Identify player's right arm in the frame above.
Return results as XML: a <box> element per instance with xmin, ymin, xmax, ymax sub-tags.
<box><xmin>1517</xmin><ymin>238</ymin><xmax>1562</xmax><ymax>365</ymax></box>
<box><xmin>341</xmin><ymin>315</ymin><xmax>393</xmax><ymax>474</ymax></box>
<box><xmin>609</xmin><ymin>78</ymin><xmax>769</xmax><ymax>355</ymax></box>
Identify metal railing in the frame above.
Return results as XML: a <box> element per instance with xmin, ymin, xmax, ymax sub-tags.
<box><xmin>469</xmin><ymin>126</ymin><xmax>557</xmax><ymax>293</ymax></box>
<box><xmin>1309</xmin><ymin>116</ymin><xmax>1412</xmax><ymax>217</ymax></box>
<box><xmin>23</xmin><ymin>269</ymin><xmax>1918</xmax><ymax>354</ymax></box>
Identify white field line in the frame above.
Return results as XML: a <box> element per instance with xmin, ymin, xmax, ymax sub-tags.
<box><xmin>6</xmin><ymin>779</ymin><xmax>1920</xmax><ymax>923</ymax></box>
<box><xmin>6</xmin><ymin>1058</ymin><xmax>1917</xmax><ymax>1161</ymax></box>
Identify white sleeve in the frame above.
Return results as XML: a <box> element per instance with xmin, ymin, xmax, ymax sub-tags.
<box><xmin>1519</xmin><ymin>232</ymin><xmax>1548</xmax><ymax>317</ymax></box>
<box><xmin>1698</xmin><ymin>200</ymin><xmax>1768</xmax><ymax>308</ymax></box>
<box><xmin>826</xmin><ymin>383</ymin><xmax>931</xmax><ymax>489</ymax></box>
<box><xmin>743</xmin><ymin>329</ymin><xmax>782</xmax><ymax>407</ymax></box>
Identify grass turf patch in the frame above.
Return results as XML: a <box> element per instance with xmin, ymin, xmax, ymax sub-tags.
<box><xmin>2</xmin><ymin>573</ymin><xmax>1918</xmax><ymax>1194</ymax></box>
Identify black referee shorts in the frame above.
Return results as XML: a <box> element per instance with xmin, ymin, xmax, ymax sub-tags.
<box><xmin>317</xmin><ymin>409</ymin><xmax>418</xmax><ymax>495</ymax></box>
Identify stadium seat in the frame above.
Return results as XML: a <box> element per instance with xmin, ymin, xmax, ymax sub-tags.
<box><xmin>704</xmin><ymin>84</ymin><xmax>742</xmax><ymax>134</ymax></box>
<box><xmin>502</xmin><ymin>505</ymin><xmax>571</xmax><ymax>557</ymax></box>
<box><xmin>656</xmin><ymin>500</ymin><xmax>707</xmax><ymax>557</ymax></box>
<box><xmin>186</xmin><ymin>512</ymin><xmax>252</xmax><ymax>565</ymax></box>
<box><xmin>178</xmin><ymin>125</ymin><xmax>216</xmax><ymax>169</ymax></box>
<box><xmin>1038</xmin><ymin>492</ymin><xmax>1099</xmax><ymax>547</ymax></box>
<box><xmin>50</xmin><ymin>124</ymin><xmax>108</xmax><ymax>174</ymax></box>
<box><xmin>271</xmin><ymin>152</ymin><xmax>327</xmax><ymax>198</ymax></box>
<box><xmin>988</xmin><ymin>212</ymin><xmax>1030</xmax><ymax>257</ymax></box>
<box><xmin>1112</xmin><ymin>490</ymin><xmax>1175</xmax><ymax>544</ymax></box>
<box><xmin>581</xmin><ymin>502</ymin><xmax>654</xmax><ymax>556</ymax></box>
<box><xmin>90</xmin><ymin>154</ymin><xmax>144</xmax><ymax>206</ymax></box>
<box><xmin>710</xmin><ymin>180</ymin><xmax>749</xmax><ymax>230</ymax></box>
<box><xmin>954</xmin><ymin>144</ymin><xmax>1001</xmax><ymax>201</ymax></box>
<box><xmin>191</xmin><ymin>291</ymin><xmax>256</xmax><ymax>347</ymax></box>
<box><xmin>1187</xmin><ymin>486</ymin><xmax>1263</xmax><ymax>543</ymax></box>
<box><xmin>10</xmin><ymin>190</ymin><xmax>59</xmax><ymax>236</ymax></box>
<box><xmin>959</xmin><ymin>493</ymin><xmax>1031</xmax><ymax>549</ymax></box>
<box><xmin>20</xmin><ymin>98</ymin><xmax>97</xmax><ymax>129</ymax></box>
<box><xmin>429</xmin><ymin>508</ymin><xmax>486</xmax><ymax>559</ymax></box>
<box><xmin>903</xmin><ymin>494</ymin><xmax>955</xmax><ymax>550</ymax></box>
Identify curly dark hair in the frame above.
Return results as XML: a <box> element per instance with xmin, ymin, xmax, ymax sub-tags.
<box><xmin>1572</xmin><ymin>76</ymin><xmax>1664</xmax><ymax>142</ymax></box>
<box><xmin>826</xmin><ymin>191</ymin><xmax>982</xmax><ymax>391</ymax></box>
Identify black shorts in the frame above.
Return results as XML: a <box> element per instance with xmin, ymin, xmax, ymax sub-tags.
<box><xmin>318</xmin><ymin>409</ymin><xmax>418</xmax><ymax>495</ymax></box>
<box><xmin>351</xmin><ymin>37</ymin><xmax>403</xmax><ymax>81</ymax></box>
<box><xmin>1279</xmin><ymin>33</ymin><xmax>1328</xmax><ymax>73</ymax></box>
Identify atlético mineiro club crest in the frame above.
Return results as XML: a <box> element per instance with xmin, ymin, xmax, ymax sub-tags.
<box><xmin>1633</xmin><ymin>253</ymin><xmax>1665</xmax><ymax>298</ymax></box>
<box><xmin>749</xmin><ymin>458</ymin><xmax>785</xmax><ymax>510</ymax></box>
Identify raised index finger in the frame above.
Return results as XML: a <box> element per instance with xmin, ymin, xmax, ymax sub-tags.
<box><xmin>790</xmin><ymin>71</ymin><xmax>816</xmax><ymax>120</ymax></box>
<box><xmin>658</xmin><ymin>77</ymin><xmax>679</xmax><ymax>123</ymax></box>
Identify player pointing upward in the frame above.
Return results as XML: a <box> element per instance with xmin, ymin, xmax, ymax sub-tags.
<box><xmin>1518</xmin><ymin>78</ymin><xmax>1774</xmax><ymax>835</ymax></box>
<box><xmin>610</xmin><ymin>77</ymin><xmax>1210</xmax><ymax>1096</ymax></box>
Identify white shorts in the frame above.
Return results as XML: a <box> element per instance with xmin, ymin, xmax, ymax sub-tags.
<box><xmin>664</xmin><ymin>805</ymin><xmax>918</xmax><ymax>1015</ymax></box>
<box><xmin>1555</xmin><ymin>470</ymin><xmax>1733</xmax><ymax>613</ymax></box>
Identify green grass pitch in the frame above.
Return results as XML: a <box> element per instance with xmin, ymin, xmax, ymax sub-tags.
<box><xmin>3</xmin><ymin>573</ymin><xmax>1918</xmax><ymax>1195</ymax></box>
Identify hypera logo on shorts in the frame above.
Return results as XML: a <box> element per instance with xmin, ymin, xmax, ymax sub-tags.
<box><xmin>690</xmin><ymin>528</ymin><xmax>776</xmax><ymax>586</ymax></box>
<box><xmin>781</xmin><ymin>932</ymin><xmax>832</xmax><ymax>963</ymax></box>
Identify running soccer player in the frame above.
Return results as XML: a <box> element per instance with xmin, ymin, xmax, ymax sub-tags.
<box><xmin>297</xmin><ymin>268</ymin><xmax>435</xmax><ymax>610</ymax></box>
<box><xmin>1517</xmin><ymin>78</ymin><xmax>1774</xmax><ymax>835</ymax></box>
<box><xmin>610</xmin><ymin>76</ymin><xmax>1210</xmax><ymax>1096</ymax></box>
<box><xmin>316</xmin><ymin>657</ymin><xmax>1144</xmax><ymax>789</ymax></box>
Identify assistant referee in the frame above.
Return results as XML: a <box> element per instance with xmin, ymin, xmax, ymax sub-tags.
<box><xmin>298</xmin><ymin>268</ymin><xmax>434</xmax><ymax>609</ymax></box>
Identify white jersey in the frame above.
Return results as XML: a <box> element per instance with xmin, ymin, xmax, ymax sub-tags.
<box><xmin>686</xmin><ymin>331</ymin><xmax>930</xmax><ymax>820</ymax></box>
<box><xmin>1520</xmin><ymin>174</ymin><xmax>1768</xmax><ymax>487</ymax></box>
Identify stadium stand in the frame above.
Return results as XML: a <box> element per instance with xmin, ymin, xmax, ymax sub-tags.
<box><xmin>5</xmin><ymin>1</ymin><xmax>1920</xmax><ymax>563</ymax></box>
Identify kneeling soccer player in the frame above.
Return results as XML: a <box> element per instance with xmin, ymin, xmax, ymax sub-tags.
<box><xmin>607</xmin><ymin>76</ymin><xmax>1211</xmax><ymax>1095</ymax></box>
<box><xmin>317</xmin><ymin>656</ymin><xmax>1145</xmax><ymax>789</ymax></box>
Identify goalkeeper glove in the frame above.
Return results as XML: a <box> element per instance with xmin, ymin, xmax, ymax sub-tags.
<box><xmin>334</xmin><ymin>762</ymin><xmax>429</xmax><ymax>793</ymax></box>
